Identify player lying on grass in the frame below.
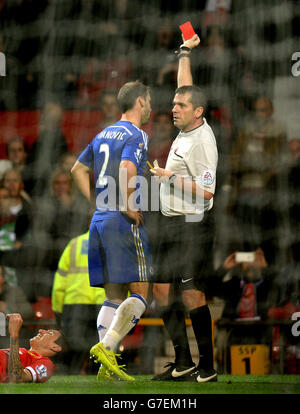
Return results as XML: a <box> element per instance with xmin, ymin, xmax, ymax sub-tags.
<box><xmin>0</xmin><ymin>313</ymin><xmax>64</xmax><ymax>383</ymax></box>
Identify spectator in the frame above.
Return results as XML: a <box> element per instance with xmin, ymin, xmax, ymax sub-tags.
<box><xmin>26</xmin><ymin>102</ymin><xmax>68</xmax><ymax>197</ymax></box>
<box><xmin>214</xmin><ymin>248</ymin><xmax>275</xmax><ymax>372</ymax></box>
<box><xmin>148</xmin><ymin>111</ymin><xmax>175</xmax><ymax>168</ymax></box>
<box><xmin>1</xmin><ymin>170</ymin><xmax>36</xmax><ymax>299</ymax></box>
<box><xmin>228</xmin><ymin>96</ymin><xmax>288</xmax><ymax>251</ymax></box>
<box><xmin>4</xmin><ymin>137</ymin><xmax>34</xmax><ymax>195</ymax></box>
<box><xmin>52</xmin><ymin>230</ymin><xmax>106</xmax><ymax>374</ymax></box>
<box><xmin>0</xmin><ymin>186</ymin><xmax>14</xmax><ymax>231</ymax></box>
<box><xmin>6</xmin><ymin>137</ymin><xmax>28</xmax><ymax>173</ymax></box>
<box><xmin>98</xmin><ymin>89</ymin><xmax>120</xmax><ymax>130</ymax></box>
<box><xmin>0</xmin><ymin>137</ymin><xmax>33</xmax><ymax>196</ymax></box>
<box><xmin>2</xmin><ymin>169</ymin><xmax>33</xmax><ymax>248</ymax></box>
<box><xmin>34</xmin><ymin>169</ymin><xmax>90</xmax><ymax>287</ymax></box>
<box><xmin>0</xmin><ymin>265</ymin><xmax>34</xmax><ymax>322</ymax></box>
<box><xmin>0</xmin><ymin>186</ymin><xmax>17</xmax><ymax>287</ymax></box>
<box><xmin>214</xmin><ymin>248</ymin><xmax>273</xmax><ymax>321</ymax></box>
<box><xmin>58</xmin><ymin>153</ymin><xmax>78</xmax><ymax>174</ymax></box>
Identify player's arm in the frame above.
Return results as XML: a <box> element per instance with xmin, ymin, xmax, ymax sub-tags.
<box><xmin>119</xmin><ymin>160</ymin><xmax>143</xmax><ymax>226</ymax></box>
<box><xmin>177</xmin><ymin>34</ymin><xmax>200</xmax><ymax>88</ymax></box>
<box><xmin>7</xmin><ymin>314</ymin><xmax>32</xmax><ymax>383</ymax></box>
<box><xmin>71</xmin><ymin>160</ymin><xmax>91</xmax><ymax>201</ymax></box>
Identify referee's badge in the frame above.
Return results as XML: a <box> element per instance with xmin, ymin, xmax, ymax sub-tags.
<box><xmin>201</xmin><ymin>169</ymin><xmax>215</xmax><ymax>186</ymax></box>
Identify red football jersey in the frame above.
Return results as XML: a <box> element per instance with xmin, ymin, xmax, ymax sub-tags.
<box><xmin>0</xmin><ymin>348</ymin><xmax>54</xmax><ymax>383</ymax></box>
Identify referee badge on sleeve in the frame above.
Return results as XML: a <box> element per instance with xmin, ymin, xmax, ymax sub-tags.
<box><xmin>201</xmin><ymin>169</ymin><xmax>215</xmax><ymax>186</ymax></box>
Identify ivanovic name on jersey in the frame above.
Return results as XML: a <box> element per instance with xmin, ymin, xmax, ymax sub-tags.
<box><xmin>97</xmin><ymin>127</ymin><xmax>127</xmax><ymax>141</ymax></box>
<box><xmin>77</xmin><ymin>120</ymin><xmax>149</xmax><ymax>218</ymax></box>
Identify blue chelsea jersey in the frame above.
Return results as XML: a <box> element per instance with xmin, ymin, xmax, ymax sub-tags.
<box><xmin>78</xmin><ymin>120</ymin><xmax>149</xmax><ymax>219</ymax></box>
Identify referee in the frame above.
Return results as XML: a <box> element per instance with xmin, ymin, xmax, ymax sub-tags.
<box><xmin>150</xmin><ymin>33</ymin><xmax>218</xmax><ymax>382</ymax></box>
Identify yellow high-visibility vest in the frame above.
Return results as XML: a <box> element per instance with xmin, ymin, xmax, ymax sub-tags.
<box><xmin>52</xmin><ymin>231</ymin><xmax>105</xmax><ymax>313</ymax></box>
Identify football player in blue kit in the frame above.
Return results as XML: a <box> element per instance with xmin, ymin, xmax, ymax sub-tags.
<box><xmin>71</xmin><ymin>80</ymin><xmax>152</xmax><ymax>381</ymax></box>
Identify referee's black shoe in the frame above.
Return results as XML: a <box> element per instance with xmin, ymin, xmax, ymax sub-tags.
<box><xmin>151</xmin><ymin>362</ymin><xmax>196</xmax><ymax>381</ymax></box>
<box><xmin>179</xmin><ymin>367</ymin><xmax>218</xmax><ymax>382</ymax></box>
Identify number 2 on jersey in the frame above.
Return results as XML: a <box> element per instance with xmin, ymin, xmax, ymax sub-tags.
<box><xmin>97</xmin><ymin>143</ymin><xmax>109</xmax><ymax>187</ymax></box>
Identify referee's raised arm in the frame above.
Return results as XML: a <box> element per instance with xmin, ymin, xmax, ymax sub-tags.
<box><xmin>177</xmin><ymin>34</ymin><xmax>200</xmax><ymax>88</ymax></box>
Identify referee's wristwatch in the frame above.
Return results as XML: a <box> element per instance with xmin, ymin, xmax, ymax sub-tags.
<box><xmin>168</xmin><ymin>174</ymin><xmax>177</xmax><ymax>184</ymax></box>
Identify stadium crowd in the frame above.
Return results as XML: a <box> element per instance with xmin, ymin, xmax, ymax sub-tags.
<box><xmin>0</xmin><ymin>0</ymin><xmax>299</xmax><ymax>375</ymax></box>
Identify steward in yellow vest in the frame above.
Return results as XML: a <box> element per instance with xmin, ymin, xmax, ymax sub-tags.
<box><xmin>52</xmin><ymin>231</ymin><xmax>105</xmax><ymax>312</ymax></box>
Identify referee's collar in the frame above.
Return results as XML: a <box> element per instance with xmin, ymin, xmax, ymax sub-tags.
<box><xmin>179</xmin><ymin>118</ymin><xmax>206</xmax><ymax>136</ymax></box>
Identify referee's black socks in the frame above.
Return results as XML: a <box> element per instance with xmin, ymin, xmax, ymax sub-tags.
<box><xmin>189</xmin><ymin>304</ymin><xmax>213</xmax><ymax>370</ymax></box>
<box><xmin>160</xmin><ymin>302</ymin><xmax>194</xmax><ymax>369</ymax></box>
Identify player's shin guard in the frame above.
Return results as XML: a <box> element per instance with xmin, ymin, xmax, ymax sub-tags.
<box><xmin>102</xmin><ymin>293</ymin><xmax>147</xmax><ymax>351</ymax></box>
<box><xmin>97</xmin><ymin>300</ymin><xmax>120</xmax><ymax>351</ymax></box>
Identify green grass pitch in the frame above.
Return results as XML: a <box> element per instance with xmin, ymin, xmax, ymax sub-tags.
<box><xmin>1</xmin><ymin>374</ymin><xmax>300</xmax><ymax>394</ymax></box>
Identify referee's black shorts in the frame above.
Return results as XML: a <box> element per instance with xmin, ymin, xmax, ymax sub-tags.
<box><xmin>153</xmin><ymin>209</ymin><xmax>215</xmax><ymax>293</ymax></box>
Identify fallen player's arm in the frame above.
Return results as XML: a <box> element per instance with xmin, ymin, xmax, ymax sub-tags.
<box><xmin>8</xmin><ymin>337</ymin><xmax>32</xmax><ymax>383</ymax></box>
<box><xmin>71</xmin><ymin>160</ymin><xmax>91</xmax><ymax>201</ymax></box>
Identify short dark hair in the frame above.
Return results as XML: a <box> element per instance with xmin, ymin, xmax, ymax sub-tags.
<box><xmin>175</xmin><ymin>85</ymin><xmax>207</xmax><ymax>115</ymax></box>
<box><xmin>50</xmin><ymin>330</ymin><xmax>69</xmax><ymax>365</ymax></box>
<box><xmin>55</xmin><ymin>331</ymin><xmax>68</xmax><ymax>350</ymax></box>
<box><xmin>117</xmin><ymin>80</ymin><xmax>150</xmax><ymax>113</ymax></box>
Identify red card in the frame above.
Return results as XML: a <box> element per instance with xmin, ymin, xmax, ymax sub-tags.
<box><xmin>179</xmin><ymin>21</ymin><xmax>196</xmax><ymax>40</ymax></box>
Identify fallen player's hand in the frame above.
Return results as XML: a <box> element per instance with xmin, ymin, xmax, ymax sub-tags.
<box><xmin>7</xmin><ymin>313</ymin><xmax>23</xmax><ymax>339</ymax></box>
